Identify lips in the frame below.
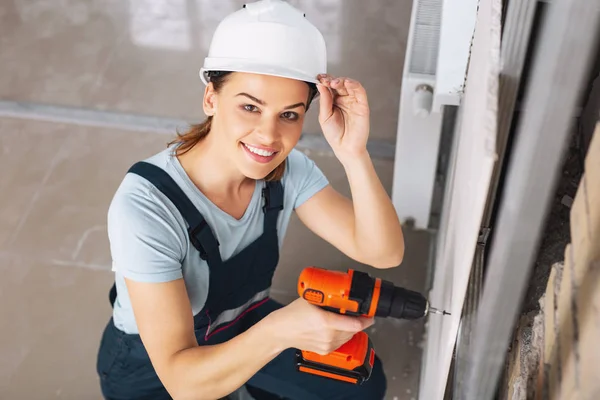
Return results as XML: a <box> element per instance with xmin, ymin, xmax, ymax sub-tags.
<box><xmin>241</xmin><ymin>142</ymin><xmax>279</xmax><ymax>164</ymax></box>
<box><xmin>243</xmin><ymin>143</ymin><xmax>277</xmax><ymax>156</ymax></box>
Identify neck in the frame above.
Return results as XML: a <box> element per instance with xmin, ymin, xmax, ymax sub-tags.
<box><xmin>177</xmin><ymin>130</ymin><xmax>251</xmax><ymax>197</ymax></box>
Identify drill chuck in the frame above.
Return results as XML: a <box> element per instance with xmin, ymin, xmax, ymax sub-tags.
<box><xmin>376</xmin><ymin>281</ymin><xmax>428</xmax><ymax>320</ymax></box>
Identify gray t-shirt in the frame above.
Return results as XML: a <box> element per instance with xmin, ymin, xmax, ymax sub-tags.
<box><xmin>108</xmin><ymin>145</ymin><xmax>329</xmax><ymax>334</ymax></box>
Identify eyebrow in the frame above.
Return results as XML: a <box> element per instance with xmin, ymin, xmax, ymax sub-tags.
<box><xmin>236</xmin><ymin>92</ymin><xmax>306</xmax><ymax>110</ymax></box>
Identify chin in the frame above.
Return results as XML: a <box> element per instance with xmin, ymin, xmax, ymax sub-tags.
<box><xmin>240</xmin><ymin>165</ymin><xmax>277</xmax><ymax>180</ymax></box>
<box><xmin>237</xmin><ymin>143</ymin><xmax>284</xmax><ymax>180</ymax></box>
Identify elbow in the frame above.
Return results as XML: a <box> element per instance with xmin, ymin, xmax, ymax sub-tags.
<box><xmin>371</xmin><ymin>252</ymin><xmax>404</xmax><ymax>269</ymax></box>
<box><xmin>366</xmin><ymin>241</ymin><xmax>405</xmax><ymax>269</ymax></box>
<box><xmin>170</xmin><ymin>374</ymin><xmax>236</xmax><ymax>400</ymax></box>
<box><xmin>163</xmin><ymin>357</ymin><xmax>215</xmax><ymax>400</ymax></box>
<box><xmin>353</xmin><ymin>232</ymin><xmax>405</xmax><ymax>269</ymax></box>
<box><xmin>164</xmin><ymin>378</ymin><xmax>195</xmax><ymax>400</ymax></box>
<box><xmin>167</xmin><ymin>372</ymin><xmax>229</xmax><ymax>400</ymax></box>
<box><xmin>171</xmin><ymin>388</ymin><xmax>194</xmax><ymax>400</ymax></box>
<box><xmin>178</xmin><ymin>391</ymin><xmax>211</xmax><ymax>400</ymax></box>
<box><xmin>180</xmin><ymin>385</ymin><xmax>240</xmax><ymax>400</ymax></box>
<box><xmin>171</xmin><ymin>383</ymin><xmax>213</xmax><ymax>400</ymax></box>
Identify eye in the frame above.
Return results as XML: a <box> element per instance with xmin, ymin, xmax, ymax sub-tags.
<box><xmin>281</xmin><ymin>111</ymin><xmax>299</xmax><ymax>121</ymax></box>
<box><xmin>242</xmin><ymin>104</ymin><xmax>259</xmax><ymax>113</ymax></box>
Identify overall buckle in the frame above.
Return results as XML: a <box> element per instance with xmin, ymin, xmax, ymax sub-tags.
<box><xmin>262</xmin><ymin>185</ymin><xmax>284</xmax><ymax>213</ymax></box>
<box><xmin>188</xmin><ymin>220</ymin><xmax>220</xmax><ymax>260</ymax></box>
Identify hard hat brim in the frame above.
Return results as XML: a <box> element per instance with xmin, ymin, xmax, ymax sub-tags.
<box><xmin>199</xmin><ymin>63</ymin><xmax>322</xmax><ymax>86</ymax></box>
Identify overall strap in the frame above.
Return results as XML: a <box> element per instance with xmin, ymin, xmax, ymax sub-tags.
<box><xmin>262</xmin><ymin>180</ymin><xmax>284</xmax><ymax>231</ymax></box>
<box><xmin>128</xmin><ymin>161</ymin><xmax>222</xmax><ymax>265</ymax></box>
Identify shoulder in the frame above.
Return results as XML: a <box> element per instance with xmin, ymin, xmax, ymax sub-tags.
<box><xmin>283</xmin><ymin>149</ymin><xmax>322</xmax><ymax>184</ymax></box>
<box><xmin>109</xmin><ymin>146</ymin><xmax>183</xmax><ymax>220</ymax></box>
<box><xmin>108</xmin><ymin>173</ymin><xmax>167</xmax><ymax>225</ymax></box>
<box><xmin>107</xmin><ymin>152</ymin><xmax>189</xmax><ymax>260</ymax></box>
<box><xmin>282</xmin><ymin>149</ymin><xmax>329</xmax><ymax>209</ymax></box>
<box><xmin>107</xmin><ymin>160</ymin><xmax>189</xmax><ymax>282</ymax></box>
<box><xmin>285</xmin><ymin>148</ymin><xmax>317</xmax><ymax>171</ymax></box>
<box><xmin>109</xmin><ymin>148</ymin><xmax>175</xmax><ymax>222</ymax></box>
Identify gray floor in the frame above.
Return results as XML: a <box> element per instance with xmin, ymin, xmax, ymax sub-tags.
<box><xmin>0</xmin><ymin>1</ymin><xmax>429</xmax><ymax>399</ymax></box>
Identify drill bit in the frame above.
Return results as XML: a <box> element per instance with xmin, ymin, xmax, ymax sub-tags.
<box><xmin>429</xmin><ymin>307</ymin><xmax>451</xmax><ymax>316</ymax></box>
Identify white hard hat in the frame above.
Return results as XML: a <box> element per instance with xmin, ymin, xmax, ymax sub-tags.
<box><xmin>199</xmin><ymin>0</ymin><xmax>327</xmax><ymax>85</ymax></box>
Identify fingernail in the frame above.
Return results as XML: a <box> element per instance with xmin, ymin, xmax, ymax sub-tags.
<box><xmin>332</xmin><ymin>78</ymin><xmax>340</xmax><ymax>84</ymax></box>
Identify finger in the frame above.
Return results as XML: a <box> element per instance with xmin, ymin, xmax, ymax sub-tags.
<box><xmin>331</xmin><ymin>337</ymin><xmax>353</xmax><ymax>351</ymax></box>
<box><xmin>328</xmin><ymin>332</ymin><xmax>355</xmax><ymax>347</ymax></box>
<box><xmin>344</xmin><ymin>78</ymin><xmax>368</xmax><ymax>104</ymax></box>
<box><xmin>327</xmin><ymin>313</ymin><xmax>366</xmax><ymax>332</ymax></box>
<box><xmin>330</xmin><ymin>78</ymin><xmax>349</xmax><ymax>97</ymax></box>
<box><xmin>317</xmin><ymin>74</ymin><xmax>333</xmax><ymax>87</ymax></box>
<box><xmin>359</xmin><ymin>317</ymin><xmax>375</xmax><ymax>330</ymax></box>
<box><xmin>317</xmin><ymin>84</ymin><xmax>334</xmax><ymax>122</ymax></box>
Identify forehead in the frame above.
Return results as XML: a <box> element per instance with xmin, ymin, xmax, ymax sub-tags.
<box><xmin>221</xmin><ymin>72</ymin><xmax>309</xmax><ymax>104</ymax></box>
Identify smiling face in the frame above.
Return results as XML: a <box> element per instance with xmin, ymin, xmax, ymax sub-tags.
<box><xmin>203</xmin><ymin>72</ymin><xmax>311</xmax><ymax>180</ymax></box>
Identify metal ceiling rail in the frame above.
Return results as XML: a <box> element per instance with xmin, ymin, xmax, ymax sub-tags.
<box><xmin>462</xmin><ymin>0</ymin><xmax>600</xmax><ymax>399</ymax></box>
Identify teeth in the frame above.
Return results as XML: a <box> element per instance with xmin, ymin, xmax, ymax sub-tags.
<box><xmin>244</xmin><ymin>143</ymin><xmax>275</xmax><ymax>157</ymax></box>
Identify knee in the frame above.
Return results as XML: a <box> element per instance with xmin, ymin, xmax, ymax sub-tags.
<box><xmin>360</xmin><ymin>356</ymin><xmax>387</xmax><ymax>399</ymax></box>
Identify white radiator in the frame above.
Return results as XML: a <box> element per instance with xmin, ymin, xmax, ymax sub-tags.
<box><xmin>392</xmin><ymin>0</ymin><xmax>479</xmax><ymax>229</ymax></box>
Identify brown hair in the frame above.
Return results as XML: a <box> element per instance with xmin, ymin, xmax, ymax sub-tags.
<box><xmin>168</xmin><ymin>71</ymin><xmax>318</xmax><ymax>182</ymax></box>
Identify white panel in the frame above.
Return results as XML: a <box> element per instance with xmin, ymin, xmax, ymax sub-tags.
<box><xmin>392</xmin><ymin>0</ymin><xmax>444</xmax><ymax>229</ymax></box>
<box><xmin>432</xmin><ymin>0</ymin><xmax>479</xmax><ymax>110</ymax></box>
<box><xmin>392</xmin><ymin>76</ymin><xmax>443</xmax><ymax>229</ymax></box>
<box><xmin>418</xmin><ymin>0</ymin><xmax>501</xmax><ymax>398</ymax></box>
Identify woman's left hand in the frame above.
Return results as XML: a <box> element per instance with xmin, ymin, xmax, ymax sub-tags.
<box><xmin>316</xmin><ymin>74</ymin><xmax>370</xmax><ymax>164</ymax></box>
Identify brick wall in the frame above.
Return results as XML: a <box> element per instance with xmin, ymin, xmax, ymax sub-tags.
<box><xmin>502</xmin><ymin>123</ymin><xmax>600</xmax><ymax>399</ymax></box>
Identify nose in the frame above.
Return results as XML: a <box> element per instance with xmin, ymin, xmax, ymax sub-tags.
<box><xmin>256</xmin><ymin>115</ymin><xmax>280</xmax><ymax>145</ymax></box>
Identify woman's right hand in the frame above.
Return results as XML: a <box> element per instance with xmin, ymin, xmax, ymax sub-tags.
<box><xmin>267</xmin><ymin>297</ymin><xmax>374</xmax><ymax>355</ymax></box>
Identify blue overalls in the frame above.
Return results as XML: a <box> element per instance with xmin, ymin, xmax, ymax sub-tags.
<box><xmin>96</xmin><ymin>161</ymin><xmax>386</xmax><ymax>400</ymax></box>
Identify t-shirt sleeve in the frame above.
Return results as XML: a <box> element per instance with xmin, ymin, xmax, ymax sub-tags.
<box><xmin>107</xmin><ymin>181</ymin><xmax>186</xmax><ymax>283</ymax></box>
<box><xmin>286</xmin><ymin>149</ymin><xmax>330</xmax><ymax>209</ymax></box>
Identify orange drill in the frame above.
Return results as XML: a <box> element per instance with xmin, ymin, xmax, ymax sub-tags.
<box><xmin>295</xmin><ymin>267</ymin><xmax>450</xmax><ymax>384</ymax></box>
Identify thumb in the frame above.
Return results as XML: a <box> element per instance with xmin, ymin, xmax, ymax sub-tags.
<box><xmin>317</xmin><ymin>84</ymin><xmax>334</xmax><ymax>123</ymax></box>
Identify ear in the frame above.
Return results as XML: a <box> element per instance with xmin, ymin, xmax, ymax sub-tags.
<box><xmin>203</xmin><ymin>83</ymin><xmax>218</xmax><ymax>116</ymax></box>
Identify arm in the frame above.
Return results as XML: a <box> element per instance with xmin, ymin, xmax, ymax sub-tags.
<box><xmin>127</xmin><ymin>279</ymin><xmax>373</xmax><ymax>399</ymax></box>
<box><xmin>110</xmin><ymin>186</ymin><xmax>370</xmax><ymax>399</ymax></box>
<box><xmin>109</xmin><ymin>189</ymin><xmax>282</xmax><ymax>399</ymax></box>
<box><xmin>126</xmin><ymin>278</ymin><xmax>284</xmax><ymax>400</ymax></box>
<box><xmin>296</xmin><ymin>156</ymin><xmax>404</xmax><ymax>269</ymax></box>
<box><xmin>296</xmin><ymin>76</ymin><xmax>404</xmax><ymax>269</ymax></box>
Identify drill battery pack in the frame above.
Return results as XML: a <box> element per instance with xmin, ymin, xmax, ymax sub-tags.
<box><xmin>294</xmin><ymin>331</ymin><xmax>375</xmax><ymax>385</ymax></box>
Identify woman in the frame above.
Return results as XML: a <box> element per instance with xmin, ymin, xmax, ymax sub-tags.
<box><xmin>96</xmin><ymin>1</ymin><xmax>404</xmax><ymax>399</ymax></box>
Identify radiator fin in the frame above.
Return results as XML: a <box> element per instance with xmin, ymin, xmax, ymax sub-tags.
<box><xmin>409</xmin><ymin>0</ymin><xmax>443</xmax><ymax>75</ymax></box>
